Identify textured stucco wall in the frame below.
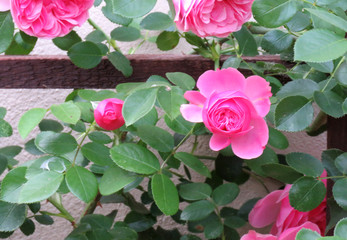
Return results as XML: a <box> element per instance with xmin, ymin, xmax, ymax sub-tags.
<box><xmin>0</xmin><ymin>1</ymin><xmax>326</xmax><ymax>239</ymax></box>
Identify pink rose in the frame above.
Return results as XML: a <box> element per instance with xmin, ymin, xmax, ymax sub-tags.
<box><xmin>0</xmin><ymin>0</ymin><xmax>10</xmax><ymax>11</ymax></box>
<box><xmin>173</xmin><ymin>0</ymin><xmax>254</xmax><ymax>37</ymax></box>
<box><xmin>241</xmin><ymin>222</ymin><xmax>321</xmax><ymax>240</ymax></box>
<box><xmin>10</xmin><ymin>0</ymin><xmax>94</xmax><ymax>38</ymax></box>
<box><xmin>180</xmin><ymin>68</ymin><xmax>271</xmax><ymax>159</ymax></box>
<box><xmin>94</xmin><ymin>98</ymin><xmax>125</xmax><ymax>131</ymax></box>
<box><xmin>249</xmin><ymin>183</ymin><xmax>326</xmax><ymax>237</ymax></box>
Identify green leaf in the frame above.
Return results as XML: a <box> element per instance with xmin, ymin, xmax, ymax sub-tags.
<box><xmin>0</xmin><ymin>201</ymin><xmax>26</xmax><ymax>232</ymax></box>
<box><xmin>314</xmin><ymin>91</ymin><xmax>344</xmax><ymax>118</ymax></box>
<box><xmin>268</xmin><ymin>126</ymin><xmax>289</xmax><ymax>149</ymax></box>
<box><xmin>112</xmin><ymin>0</ymin><xmax>157</xmax><ymax>18</ymax></box>
<box><xmin>275</xmin><ymin>96</ymin><xmax>314</xmax><ymax>132</ymax></box>
<box><xmin>156</xmin><ymin>31</ymin><xmax>180</xmax><ymax>51</ymax></box>
<box><xmin>157</xmin><ymin>87</ymin><xmax>186</xmax><ymax>120</ymax></box>
<box><xmin>99</xmin><ymin>165</ymin><xmax>137</xmax><ymax>196</ymax></box>
<box><xmin>137</xmin><ymin>125</ymin><xmax>174</xmax><ymax>152</ymax></box>
<box><xmin>252</xmin><ymin>0</ymin><xmax>300</xmax><ymax>28</ymax></box>
<box><xmin>35</xmin><ymin>132</ymin><xmax>77</xmax><ymax>155</ymax></box>
<box><xmin>174</xmin><ymin>152</ymin><xmax>211</xmax><ymax>178</ymax></box>
<box><xmin>294</xmin><ymin>29</ymin><xmax>347</xmax><ymax>62</ymax></box>
<box><xmin>140</xmin><ymin>12</ymin><xmax>173</xmax><ymax>30</ymax></box>
<box><xmin>123</xmin><ymin>87</ymin><xmax>158</xmax><ymax>126</ymax></box>
<box><xmin>0</xmin><ymin>146</ymin><xmax>21</xmax><ymax>158</ymax></box>
<box><xmin>86</xmin><ymin>30</ymin><xmax>107</xmax><ymax>43</ymax></box>
<box><xmin>179</xmin><ymin>183</ymin><xmax>212</xmax><ymax>201</ymax></box>
<box><xmin>0</xmin><ymin>107</ymin><xmax>6</xmax><ymax>119</ymax></box>
<box><xmin>165</xmin><ymin>72</ymin><xmax>195</xmax><ymax>91</ymax></box>
<box><xmin>333</xmin><ymin>179</ymin><xmax>347</xmax><ymax>210</ymax></box>
<box><xmin>262</xmin><ymin>163</ymin><xmax>303</xmax><ymax>184</ymax></box>
<box><xmin>124</xmin><ymin>211</ymin><xmax>155</xmax><ymax>232</ymax></box>
<box><xmin>224</xmin><ymin>216</ymin><xmax>246</xmax><ymax>229</ymax></box>
<box><xmin>20</xmin><ymin>219</ymin><xmax>35</xmax><ymax>236</ymax></box>
<box><xmin>53</xmin><ymin>31</ymin><xmax>82</xmax><ymax>51</ymax></box>
<box><xmin>215</xmin><ymin>154</ymin><xmax>249</xmax><ymax>184</ymax></box>
<box><xmin>109</xmin><ymin>51</ymin><xmax>133</xmax><ymax>77</ymax></box>
<box><xmin>34</xmin><ymin>215</ymin><xmax>53</xmax><ymax>225</ymax></box>
<box><xmin>0</xmin><ymin>12</ymin><xmax>14</xmax><ymax>53</ymax></box>
<box><xmin>322</xmin><ymin>149</ymin><xmax>344</xmax><ymax>180</ymax></box>
<box><xmin>336</xmin><ymin>59</ymin><xmax>347</xmax><ymax>87</ymax></box>
<box><xmin>66</xmin><ymin>166</ymin><xmax>98</xmax><ymax>203</ymax></box>
<box><xmin>343</xmin><ymin>98</ymin><xmax>347</xmax><ymax>114</ymax></box>
<box><xmin>305</xmin><ymin>8</ymin><xmax>347</xmax><ymax>32</ymax></box>
<box><xmin>111</xmin><ymin>26</ymin><xmax>140</xmax><ymax>42</ymax></box>
<box><xmin>286</xmin><ymin>152</ymin><xmax>324</xmax><ymax>177</ymax></box>
<box><xmin>110</xmin><ymin>227</ymin><xmax>138</xmax><ymax>240</ymax></box>
<box><xmin>222</xmin><ymin>57</ymin><xmax>242</xmax><ymax>69</ymax></box>
<box><xmin>0</xmin><ymin>155</ymin><xmax>8</xmax><ymax>175</ymax></box>
<box><xmin>5</xmin><ymin>31</ymin><xmax>37</xmax><ymax>55</ymax></box>
<box><xmin>81</xmin><ymin>142</ymin><xmax>114</xmax><ymax>166</ymax></box>
<box><xmin>51</xmin><ymin>101</ymin><xmax>81</xmax><ymax>124</ymax></box>
<box><xmin>164</xmin><ymin>115</ymin><xmax>195</xmax><ymax>135</ymax></box>
<box><xmin>286</xmin><ymin>11</ymin><xmax>311</xmax><ymax>32</ymax></box>
<box><xmin>0</xmin><ymin>167</ymin><xmax>63</xmax><ymax>203</ymax></box>
<box><xmin>80</xmin><ymin>214</ymin><xmax>113</xmax><ymax>230</ymax></box>
<box><xmin>110</xmin><ymin>143</ymin><xmax>160</xmax><ymax>174</ymax></box>
<box><xmin>212</xmin><ymin>183</ymin><xmax>239</xmax><ymax>206</ymax></box>
<box><xmin>276</xmin><ymin>79</ymin><xmax>320</xmax><ymax>100</ymax></box>
<box><xmin>289</xmin><ymin>176</ymin><xmax>326</xmax><ymax>211</ymax></box>
<box><xmin>88</xmin><ymin>132</ymin><xmax>112</xmax><ymax>144</ymax></box>
<box><xmin>151</xmin><ymin>174</ymin><xmax>179</xmax><ymax>216</ymax></box>
<box><xmin>335</xmin><ymin>218</ymin><xmax>347</xmax><ymax>238</ymax></box>
<box><xmin>261</xmin><ymin>30</ymin><xmax>294</xmax><ymax>54</ymax></box>
<box><xmin>39</xmin><ymin>119</ymin><xmax>63</xmax><ymax>133</ymax></box>
<box><xmin>246</xmin><ymin>147</ymin><xmax>279</xmax><ymax>176</ymax></box>
<box><xmin>307</xmin><ymin>61</ymin><xmax>334</xmax><ymax>73</ymax></box>
<box><xmin>335</xmin><ymin>153</ymin><xmax>347</xmax><ymax>174</ymax></box>
<box><xmin>233</xmin><ymin>26</ymin><xmax>258</xmax><ymax>56</ymax></box>
<box><xmin>295</xmin><ymin>229</ymin><xmax>320</xmax><ymax>240</ymax></box>
<box><xmin>102</xmin><ymin>0</ymin><xmax>132</xmax><ymax>26</ymax></box>
<box><xmin>181</xmin><ymin>200</ymin><xmax>215</xmax><ymax>221</ymax></box>
<box><xmin>0</xmin><ymin>119</ymin><xmax>12</xmax><ymax>137</ymax></box>
<box><xmin>68</xmin><ymin>41</ymin><xmax>103</xmax><ymax>69</ymax></box>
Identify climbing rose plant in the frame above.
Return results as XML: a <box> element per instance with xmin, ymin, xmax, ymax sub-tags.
<box><xmin>0</xmin><ymin>0</ymin><xmax>346</xmax><ymax>239</ymax></box>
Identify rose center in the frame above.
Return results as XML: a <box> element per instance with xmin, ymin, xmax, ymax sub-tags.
<box><xmin>103</xmin><ymin>111</ymin><xmax>117</xmax><ymax>121</ymax></box>
<box><xmin>213</xmin><ymin>107</ymin><xmax>244</xmax><ymax>131</ymax></box>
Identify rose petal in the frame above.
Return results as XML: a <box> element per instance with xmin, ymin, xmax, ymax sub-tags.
<box><xmin>184</xmin><ymin>91</ymin><xmax>206</xmax><ymax>105</ymax></box>
<box><xmin>245</xmin><ymin>76</ymin><xmax>272</xmax><ymax>117</ymax></box>
<box><xmin>249</xmin><ymin>190</ymin><xmax>284</xmax><ymax>228</ymax></box>
<box><xmin>0</xmin><ymin>0</ymin><xmax>10</xmax><ymax>11</ymax></box>
<box><xmin>209</xmin><ymin>134</ymin><xmax>232</xmax><ymax>151</ymax></box>
<box><xmin>230</xmin><ymin>116</ymin><xmax>268</xmax><ymax>159</ymax></box>
<box><xmin>241</xmin><ymin>231</ymin><xmax>277</xmax><ymax>240</ymax></box>
<box><xmin>180</xmin><ymin>104</ymin><xmax>203</xmax><ymax>122</ymax></box>
<box><xmin>197</xmin><ymin>68</ymin><xmax>246</xmax><ymax>98</ymax></box>
<box><xmin>279</xmin><ymin>222</ymin><xmax>321</xmax><ymax>240</ymax></box>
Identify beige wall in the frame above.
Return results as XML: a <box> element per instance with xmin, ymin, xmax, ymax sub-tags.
<box><xmin>0</xmin><ymin>1</ymin><xmax>327</xmax><ymax>239</ymax></box>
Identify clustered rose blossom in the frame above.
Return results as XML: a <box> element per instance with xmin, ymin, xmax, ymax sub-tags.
<box><xmin>10</xmin><ymin>0</ymin><xmax>94</xmax><ymax>38</ymax></box>
<box><xmin>173</xmin><ymin>0</ymin><xmax>254</xmax><ymax>37</ymax></box>
<box><xmin>241</xmin><ymin>223</ymin><xmax>321</xmax><ymax>240</ymax></box>
<box><xmin>243</xmin><ymin>174</ymin><xmax>327</xmax><ymax>240</ymax></box>
<box><xmin>94</xmin><ymin>98</ymin><xmax>125</xmax><ymax>131</ymax></box>
<box><xmin>0</xmin><ymin>0</ymin><xmax>10</xmax><ymax>11</ymax></box>
<box><xmin>180</xmin><ymin>68</ymin><xmax>271</xmax><ymax>159</ymax></box>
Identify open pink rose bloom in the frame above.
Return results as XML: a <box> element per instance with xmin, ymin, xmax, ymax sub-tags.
<box><xmin>94</xmin><ymin>98</ymin><xmax>125</xmax><ymax>131</ymax></box>
<box><xmin>245</xmin><ymin>174</ymin><xmax>327</xmax><ymax>240</ymax></box>
<box><xmin>180</xmin><ymin>68</ymin><xmax>272</xmax><ymax>159</ymax></box>
<box><xmin>0</xmin><ymin>0</ymin><xmax>10</xmax><ymax>11</ymax></box>
<box><xmin>173</xmin><ymin>0</ymin><xmax>254</xmax><ymax>37</ymax></box>
<box><xmin>11</xmin><ymin>0</ymin><xmax>94</xmax><ymax>38</ymax></box>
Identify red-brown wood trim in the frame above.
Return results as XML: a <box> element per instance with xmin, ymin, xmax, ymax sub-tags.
<box><xmin>0</xmin><ymin>55</ymin><xmax>292</xmax><ymax>89</ymax></box>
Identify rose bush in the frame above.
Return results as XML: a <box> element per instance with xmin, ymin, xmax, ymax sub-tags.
<box><xmin>10</xmin><ymin>0</ymin><xmax>94</xmax><ymax>38</ymax></box>
<box><xmin>173</xmin><ymin>0</ymin><xmax>254</xmax><ymax>37</ymax></box>
<box><xmin>180</xmin><ymin>68</ymin><xmax>271</xmax><ymax>159</ymax></box>
<box><xmin>94</xmin><ymin>98</ymin><xmax>125</xmax><ymax>131</ymax></box>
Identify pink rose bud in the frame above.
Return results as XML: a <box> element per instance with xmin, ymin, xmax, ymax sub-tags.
<box><xmin>94</xmin><ymin>98</ymin><xmax>125</xmax><ymax>131</ymax></box>
<box><xmin>241</xmin><ymin>231</ymin><xmax>277</xmax><ymax>240</ymax></box>
<box><xmin>180</xmin><ymin>68</ymin><xmax>272</xmax><ymax>159</ymax></box>
<box><xmin>0</xmin><ymin>0</ymin><xmax>10</xmax><ymax>11</ymax></box>
<box><xmin>173</xmin><ymin>0</ymin><xmax>254</xmax><ymax>37</ymax></box>
<box><xmin>10</xmin><ymin>0</ymin><xmax>94</xmax><ymax>38</ymax></box>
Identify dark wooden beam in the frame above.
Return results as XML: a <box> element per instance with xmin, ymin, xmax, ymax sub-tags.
<box><xmin>327</xmin><ymin>116</ymin><xmax>347</xmax><ymax>151</ymax></box>
<box><xmin>0</xmin><ymin>55</ymin><xmax>292</xmax><ymax>89</ymax></box>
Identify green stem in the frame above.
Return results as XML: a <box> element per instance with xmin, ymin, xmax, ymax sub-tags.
<box><xmin>214</xmin><ymin>58</ymin><xmax>220</xmax><ymax>70</ymax></box>
<box><xmin>81</xmin><ymin>193</ymin><xmax>102</xmax><ymax>218</ymax></box>
<box><xmin>48</xmin><ymin>195</ymin><xmax>75</xmax><ymax>227</ymax></box>
<box><xmin>160</xmin><ymin>126</ymin><xmax>195</xmax><ymax>170</ymax></box>
<box><xmin>169</xmin><ymin>170</ymin><xmax>185</xmax><ymax>178</ymax></box>
<box><xmin>321</xmin><ymin>56</ymin><xmax>345</xmax><ymax>92</ymax></box>
<box><xmin>72</xmin><ymin>122</ymin><xmax>95</xmax><ymax>166</ymax></box>
<box><xmin>87</xmin><ymin>18</ymin><xmax>120</xmax><ymax>52</ymax></box>
<box><xmin>212</xmin><ymin>201</ymin><xmax>226</xmax><ymax>240</ymax></box>
<box><xmin>319</xmin><ymin>176</ymin><xmax>346</xmax><ymax>180</ymax></box>
<box><xmin>166</xmin><ymin>0</ymin><xmax>176</xmax><ymax>18</ymax></box>
<box><xmin>306</xmin><ymin>111</ymin><xmax>327</xmax><ymax>135</ymax></box>
<box><xmin>190</xmin><ymin>136</ymin><xmax>199</xmax><ymax>154</ymax></box>
<box><xmin>303</xmin><ymin>67</ymin><xmax>314</xmax><ymax>79</ymax></box>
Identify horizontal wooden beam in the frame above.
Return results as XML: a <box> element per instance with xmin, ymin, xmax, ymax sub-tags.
<box><xmin>0</xmin><ymin>55</ymin><xmax>292</xmax><ymax>89</ymax></box>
